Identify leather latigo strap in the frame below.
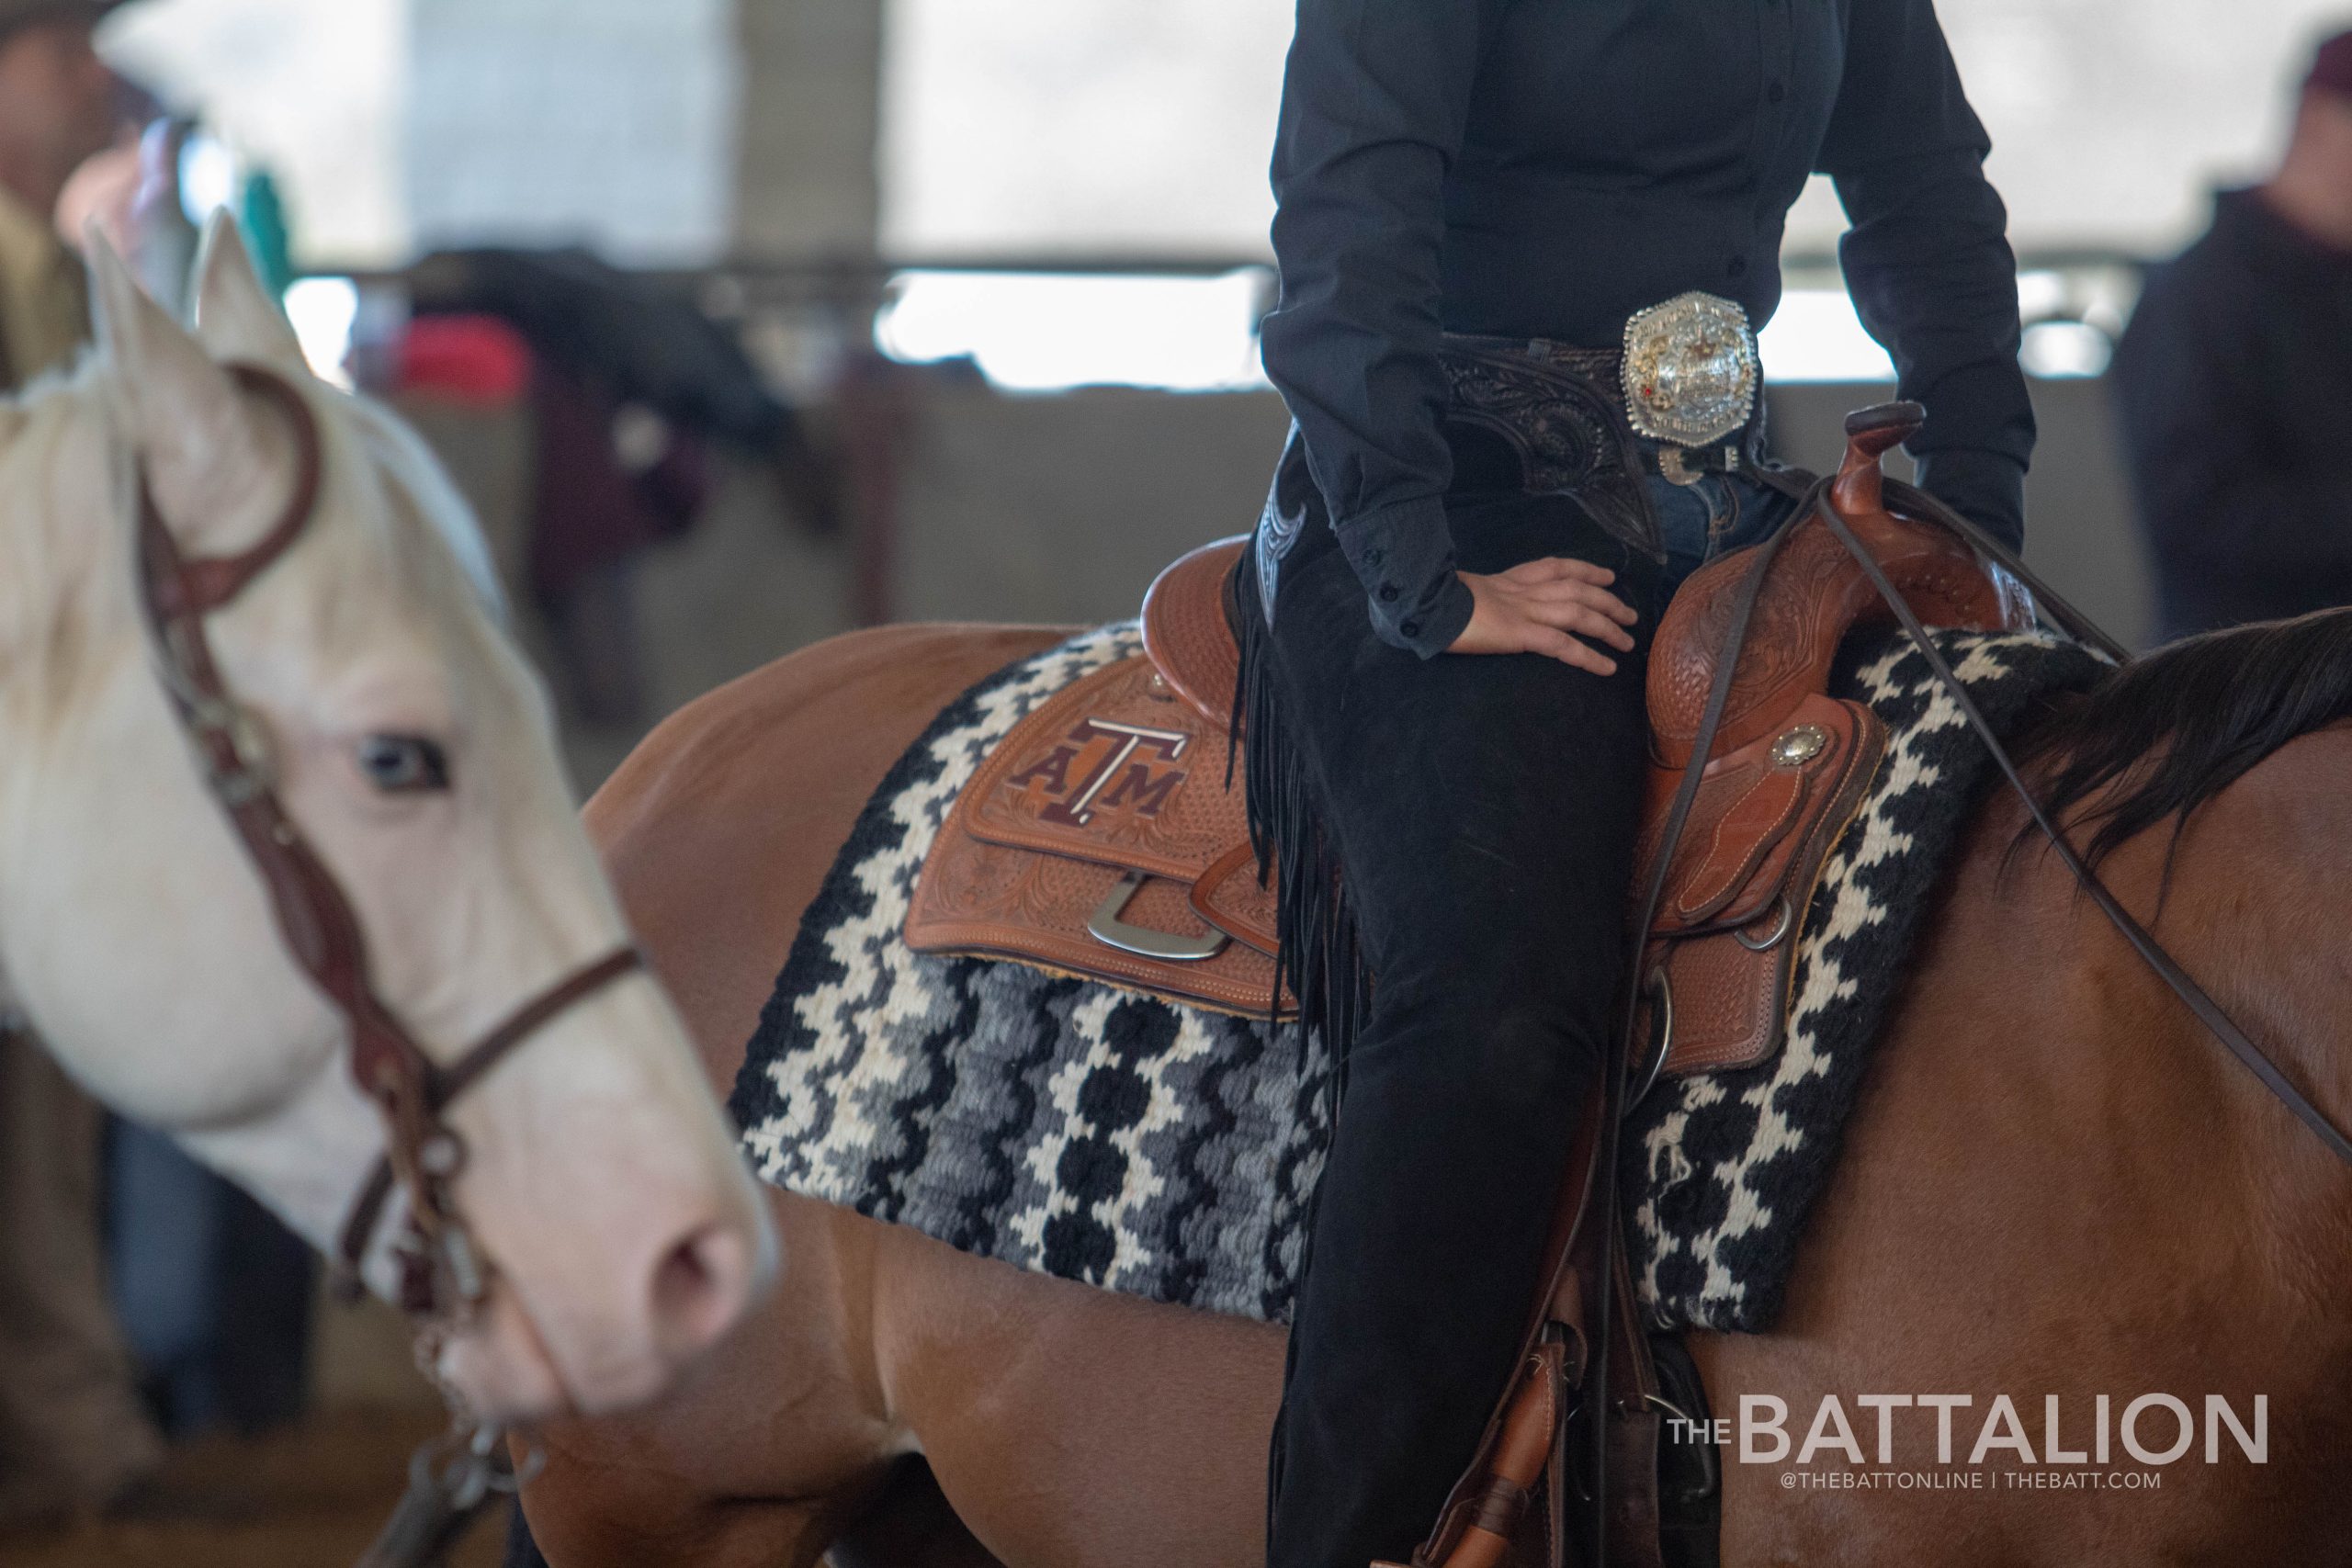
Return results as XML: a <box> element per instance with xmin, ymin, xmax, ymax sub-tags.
<box><xmin>134</xmin><ymin>364</ymin><xmax>643</xmax><ymax>1324</ymax></box>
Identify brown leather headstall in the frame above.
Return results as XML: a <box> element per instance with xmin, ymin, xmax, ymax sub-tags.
<box><xmin>130</xmin><ymin>364</ymin><xmax>643</xmax><ymax>1328</ymax></box>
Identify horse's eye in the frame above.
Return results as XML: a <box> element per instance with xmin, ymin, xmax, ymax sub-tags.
<box><xmin>356</xmin><ymin>734</ymin><xmax>451</xmax><ymax>795</ymax></box>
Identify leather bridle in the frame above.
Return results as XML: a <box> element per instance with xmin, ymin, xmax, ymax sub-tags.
<box><xmin>132</xmin><ymin>364</ymin><xmax>643</xmax><ymax>1338</ymax></box>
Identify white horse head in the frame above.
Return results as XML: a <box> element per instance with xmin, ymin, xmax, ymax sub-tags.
<box><xmin>0</xmin><ymin>216</ymin><xmax>775</xmax><ymax>1422</ymax></box>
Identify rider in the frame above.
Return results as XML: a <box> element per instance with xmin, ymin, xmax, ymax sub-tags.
<box><xmin>1239</xmin><ymin>2</ymin><xmax>2035</xmax><ymax>1562</ymax></box>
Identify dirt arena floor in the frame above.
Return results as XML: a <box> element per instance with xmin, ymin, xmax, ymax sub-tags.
<box><xmin>0</xmin><ymin>1407</ymin><xmax>507</xmax><ymax>1568</ymax></box>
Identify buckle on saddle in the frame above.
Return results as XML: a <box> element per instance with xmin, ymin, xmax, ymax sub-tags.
<box><xmin>1623</xmin><ymin>292</ymin><xmax>1760</xmax><ymax>471</ymax></box>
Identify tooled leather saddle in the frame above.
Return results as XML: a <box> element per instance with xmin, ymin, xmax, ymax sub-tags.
<box><xmin>908</xmin><ymin>408</ymin><xmax>2028</xmax><ymax>1081</ymax></box>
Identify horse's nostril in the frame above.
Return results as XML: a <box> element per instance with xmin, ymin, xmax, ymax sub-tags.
<box><xmin>649</xmin><ymin>1221</ymin><xmax>753</xmax><ymax>1359</ymax></box>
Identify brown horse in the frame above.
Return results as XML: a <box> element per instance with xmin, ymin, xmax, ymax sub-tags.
<box><xmin>514</xmin><ymin>612</ymin><xmax>2352</xmax><ymax>1568</ymax></box>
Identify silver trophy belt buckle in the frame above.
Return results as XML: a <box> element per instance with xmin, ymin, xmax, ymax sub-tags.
<box><xmin>1623</xmin><ymin>291</ymin><xmax>1761</xmax><ymax>479</ymax></box>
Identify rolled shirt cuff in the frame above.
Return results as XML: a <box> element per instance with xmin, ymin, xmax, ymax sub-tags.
<box><xmin>1333</xmin><ymin>494</ymin><xmax>1476</xmax><ymax>657</ymax></box>
<box><xmin>1911</xmin><ymin>446</ymin><xmax>2028</xmax><ymax>555</ymax></box>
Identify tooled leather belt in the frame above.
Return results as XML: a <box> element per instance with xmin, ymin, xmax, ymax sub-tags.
<box><xmin>1440</xmin><ymin>293</ymin><xmax>1771</xmax><ymax>559</ymax></box>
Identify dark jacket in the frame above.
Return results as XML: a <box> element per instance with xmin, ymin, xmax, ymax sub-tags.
<box><xmin>2111</xmin><ymin>188</ymin><xmax>2352</xmax><ymax>641</ymax></box>
<box><xmin>1261</xmin><ymin>0</ymin><xmax>2036</xmax><ymax>654</ymax></box>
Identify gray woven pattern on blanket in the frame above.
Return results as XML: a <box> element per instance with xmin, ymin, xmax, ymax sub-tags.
<box><xmin>729</xmin><ymin>623</ymin><xmax>2103</xmax><ymax>1332</ymax></box>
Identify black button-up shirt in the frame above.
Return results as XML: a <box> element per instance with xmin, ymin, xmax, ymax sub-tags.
<box><xmin>1261</xmin><ymin>0</ymin><xmax>2038</xmax><ymax>655</ymax></box>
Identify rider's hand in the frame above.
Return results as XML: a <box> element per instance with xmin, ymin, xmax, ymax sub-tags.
<box><xmin>1447</xmin><ymin>558</ymin><xmax>1639</xmax><ymax>674</ymax></box>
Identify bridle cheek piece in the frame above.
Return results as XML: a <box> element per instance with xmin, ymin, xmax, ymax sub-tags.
<box><xmin>132</xmin><ymin>364</ymin><xmax>643</xmax><ymax>1335</ymax></box>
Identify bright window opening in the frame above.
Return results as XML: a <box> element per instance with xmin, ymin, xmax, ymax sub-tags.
<box><xmin>876</xmin><ymin>274</ymin><xmax>2119</xmax><ymax>395</ymax></box>
<box><xmin>876</xmin><ymin>271</ymin><xmax>1271</xmax><ymax>393</ymax></box>
<box><xmin>1757</xmin><ymin>291</ymin><xmax>1896</xmax><ymax>384</ymax></box>
<box><xmin>283</xmin><ymin>276</ymin><xmax>360</xmax><ymax>387</ymax></box>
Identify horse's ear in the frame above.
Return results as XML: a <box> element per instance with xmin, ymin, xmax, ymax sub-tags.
<box><xmin>88</xmin><ymin>227</ymin><xmax>294</xmax><ymax>558</ymax></box>
<box><xmin>191</xmin><ymin>212</ymin><xmax>306</xmax><ymax>371</ymax></box>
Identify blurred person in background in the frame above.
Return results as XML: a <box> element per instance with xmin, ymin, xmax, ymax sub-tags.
<box><xmin>2113</xmin><ymin>28</ymin><xmax>2352</xmax><ymax>641</ymax></box>
<box><xmin>0</xmin><ymin>0</ymin><xmax>117</xmax><ymax>380</ymax></box>
<box><xmin>51</xmin><ymin>74</ymin><xmax>159</xmax><ymax>261</ymax></box>
<box><xmin>0</xmin><ymin>0</ymin><xmax>169</xmax><ymax>1529</ymax></box>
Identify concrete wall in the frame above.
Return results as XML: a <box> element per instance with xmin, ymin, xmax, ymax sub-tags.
<box><xmin>410</xmin><ymin>370</ymin><xmax>2154</xmax><ymax>798</ymax></box>
<box><xmin>885</xmin><ymin>377</ymin><xmax>2153</xmax><ymax>645</ymax></box>
<box><xmin>889</xmin><ymin>384</ymin><xmax>1290</xmax><ymax>624</ymax></box>
<box><xmin>405</xmin><ymin>0</ymin><xmax>741</xmax><ymax>264</ymax></box>
<box><xmin>734</xmin><ymin>0</ymin><xmax>885</xmax><ymax>261</ymax></box>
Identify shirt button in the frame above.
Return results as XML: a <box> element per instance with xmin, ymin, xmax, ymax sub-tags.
<box><xmin>1378</xmin><ymin>584</ymin><xmax>1400</xmax><ymax>604</ymax></box>
<box><xmin>1768</xmin><ymin>80</ymin><xmax>1786</xmax><ymax>104</ymax></box>
<box><xmin>1363</xmin><ymin>547</ymin><xmax>1385</xmax><ymax>569</ymax></box>
<box><xmin>1401</xmin><ymin>619</ymin><xmax>1423</xmax><ymax>641</ymax></box>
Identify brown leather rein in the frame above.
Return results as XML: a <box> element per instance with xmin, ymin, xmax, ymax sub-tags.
<box><xmin>1835</xmin><ymin>474</ymin><xmax>2352</xmax><ymax>1167</ymax></box>
<box><xmin>131</xmin><ymin>366</ymin><xmax>643</xmax><ymax>1561</ymax></box>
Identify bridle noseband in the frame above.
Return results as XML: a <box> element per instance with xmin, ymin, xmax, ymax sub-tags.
<box><xmin>132</xmin><ymin>364</ymin><xmax>642</xmax><ymax>1329</ymax></box>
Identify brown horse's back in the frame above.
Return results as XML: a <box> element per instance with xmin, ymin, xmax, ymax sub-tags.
<box><xmin>529</xmin><ymin>624</ymin><xmax>2352</xmax><ymax>1568</ymax></box>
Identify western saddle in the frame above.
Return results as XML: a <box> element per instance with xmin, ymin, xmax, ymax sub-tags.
<box><xmin>905</xmin><ymin>405</ymin><xmax>2031</xmax><ymax>1564</ymax></box>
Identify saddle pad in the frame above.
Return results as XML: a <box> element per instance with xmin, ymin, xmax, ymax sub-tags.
<box><xmin>729</xmin><ymin>623</ymin><xmax>2105</xmax><ymax>1331</ymax></box>
<box><xmin>732</xmin><ymin>624</ymin><xmax>1330</xmax><ymax>1323</ymax></box>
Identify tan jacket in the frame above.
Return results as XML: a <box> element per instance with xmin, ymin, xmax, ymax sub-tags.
<box><xmin>0</xmin><ymin>185</ymin><xmax>87</xmax><ymax>392</ymax></box>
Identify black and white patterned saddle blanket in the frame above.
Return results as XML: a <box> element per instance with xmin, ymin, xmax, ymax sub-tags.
<box><xmin>729</xmin><ymin>621</ymin><xmax>2105</xmax><ymax>1333</ymax></box>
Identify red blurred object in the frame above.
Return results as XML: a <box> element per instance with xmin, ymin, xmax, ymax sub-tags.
<box><xmin>2308</xmin><ymin>30</ymin><xmax>2352</xmax><ymax>98</ymax></box>
<box><xmin>395</xmin><ymin>314</ymin><xmax>533</xmax><ymax>406</ymax></box>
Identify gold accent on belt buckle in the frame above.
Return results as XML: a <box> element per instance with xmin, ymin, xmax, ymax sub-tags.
<box><xmin>1623</xmin><ymin>291</ymin><xmax>1760</xmax><ymax>451</ymax></box>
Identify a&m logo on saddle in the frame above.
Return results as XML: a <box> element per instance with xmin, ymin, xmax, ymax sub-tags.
<box><xmin>1001</xmin><ymin>717</ymin><xmax>1193</xmax><ymax>829</ymax></box>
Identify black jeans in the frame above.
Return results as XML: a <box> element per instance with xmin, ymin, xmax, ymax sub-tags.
<box><xmin>1259</xmin><ymin>468</ymin><xmax>1793</xmax><ymax>1567</ymax></box>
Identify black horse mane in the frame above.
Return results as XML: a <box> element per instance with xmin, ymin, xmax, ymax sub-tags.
<box><xmin>2012</xmin><ymin>607</ymin><xmax>2352</xmax><ymax>869</ymax></box>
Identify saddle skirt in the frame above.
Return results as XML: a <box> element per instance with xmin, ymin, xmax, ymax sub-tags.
<box><xmin>908</xmin><ymin>412</ymin><xmax>2030</xmax><ymax>1077</ymax></box>
<box><xmin>904</xmin><ymin>651</ymin><xmax>1283</xmax><ymax>1016</ymax></box>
